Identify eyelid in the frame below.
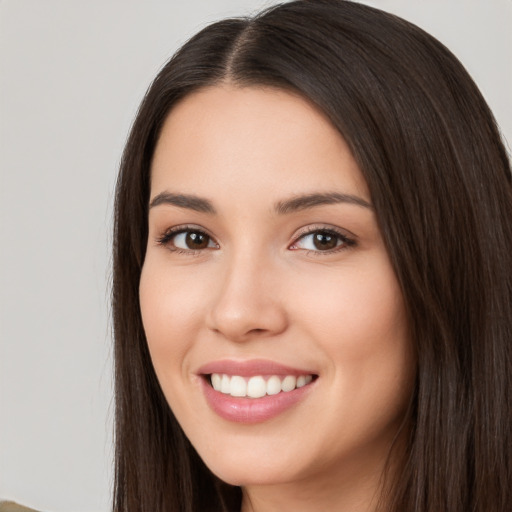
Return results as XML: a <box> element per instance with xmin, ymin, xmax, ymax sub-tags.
<box><xmin>154</xmin><ymin>223</ymin><xmax>356</xmax><ymax>255</ymax></box>
<box><xmin>156</xmin><ymin>224</ymin><xmax>219</xmax><ymax>251</ymax></box>
<box><xmin>289</xmin><ymin>224</ymin><xmax>357</xmax><ymax>252</ymax></box>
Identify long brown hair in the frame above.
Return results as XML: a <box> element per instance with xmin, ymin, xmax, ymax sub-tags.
<box><xmin>112</xmin><ymin>1</ymin><xmax>512</xmax><ymax>510</ymax></box>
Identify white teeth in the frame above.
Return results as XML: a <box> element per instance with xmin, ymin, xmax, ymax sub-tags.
<box><xmin>247</xmin><ymin>376</ymin><xmax>266</xmax><ymax>398</ymax></box>
<box><xmin>210</xmin><ymin>373</ymin><xmax>314</xmax><ymax>398</ymax></box>
<box><xmin>211</xmin><ymin>373</ymin><xmax>222</xmax><ymax>391</ymax></box>
<box><xmin>266</xmin><ymin>375</ymin><xmax>282</xmax><ymax>395</ymax></box>
<box><xmin>230</xmin><ymin>376</ymin><xmax>247</xmax><ymax>397</ymax></box>
<box><xmin>296</xmin><ymin>375</ymin><xmax>312</xmax><ymax>388</ymax></box>
<box><xmin>221</xmin><ymin>374</ymin><xmax>230</xmax><ymax>394</ymax></box>
<box><xmin>281</xmin><ymin>375</ymin><xmax>296</xmax><ymax>392</ymax></box>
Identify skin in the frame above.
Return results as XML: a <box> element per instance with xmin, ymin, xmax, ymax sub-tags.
<box><xmin>139</xmin><ymin>85</ymin><xmax>415</xmax><ymax>512</ymax></box>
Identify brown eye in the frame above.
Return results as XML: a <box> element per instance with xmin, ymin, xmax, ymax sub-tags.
<box><xmin>185</xmin><ymin>231</ymin><xmax>210</xmax><ymax>249</ymax></box>
<box><xmin>291</xmin><ymin>228</ymin><xmax>354</xmax><ymax>253</ymax></box>
<box><xmin>159</xmin><ymin>229</ymin><xmax>217</xmax><ymax>252</ymax></box>
<box><xmin>312</xmin><ymin>232</ymin><xmax>338</xmax><ymax>250</ymax></box>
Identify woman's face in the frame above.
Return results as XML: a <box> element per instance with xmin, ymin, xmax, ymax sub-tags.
<box><xmin>140</xmin><ymin>85</ymin><xmax>415</xmax><ymax>495</ymax></box>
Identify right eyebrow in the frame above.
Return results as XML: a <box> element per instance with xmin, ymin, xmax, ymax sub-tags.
<box><xmin>274</xmin><ymin>191</ymin><xmax>373</xmax><ymax>214</ymax></box>
<box><xmin>149</xmin><ymin>192</ymin><xmax>216</xmax><ymax>214</ymax></box>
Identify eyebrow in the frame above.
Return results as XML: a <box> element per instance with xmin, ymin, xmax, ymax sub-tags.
<box><xmin>149</xmin><ymin>190</ymin><xmax>372</xmax><ymax>215</ymax></box>
<box><xmin>149</xmin><ymin>192</ymin><xmax>216</xmax><ymax>214</ymax></box>
<box><xmin>274</xmin><ymin>192</ymin><xmax>372</xmax><ymax>214</ymax></box>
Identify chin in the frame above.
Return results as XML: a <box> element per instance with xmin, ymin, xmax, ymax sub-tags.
<box><xmin>192</xmin><ymin>435</ymin><xmax>306</xmax><ymax>487</ymax></box>
<box><xmin>206</xmin><ymin>460</ymin><xmax>296</xmax><ymax>488</ymax></box>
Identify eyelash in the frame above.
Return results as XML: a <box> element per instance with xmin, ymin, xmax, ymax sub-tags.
<box><xmin>156</xmin><ymin>225</ymin><xmax>217</xmax><ymax>255</ymax></box>
<box><xmin>156</xmin><ymin>224</ymin><xmax>356</xmax><ymax>256</ymax></box>
<box><xmin>290</xmin><ymin>225</ymin><xmax>356</xmax><ymax>255</ymax></box>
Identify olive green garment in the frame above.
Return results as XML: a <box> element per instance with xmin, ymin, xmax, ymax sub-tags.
<box><xmin>0</xmin><ymin>502</ymin><xmax>42</xmax><ymax>512</ymax></box>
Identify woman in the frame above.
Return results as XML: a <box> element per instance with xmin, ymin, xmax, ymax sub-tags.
<box><xmin>112</xmin><ymin>1</ymin><xmax>512</xmax><ymax>510</ymax></box>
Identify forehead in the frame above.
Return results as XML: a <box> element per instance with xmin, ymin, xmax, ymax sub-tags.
<box><xmin>150</xmin><ymin>85</ymin><xmax>369</xmax><ymax>204</ymax></box>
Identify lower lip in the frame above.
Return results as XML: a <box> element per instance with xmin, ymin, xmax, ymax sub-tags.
<box><xmin>201</xmin><ymin>377</ymin><xmax>315</xmax><ymax>424</ymax></box>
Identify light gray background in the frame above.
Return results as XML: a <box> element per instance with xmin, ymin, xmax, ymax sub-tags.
<box><xmin>1</xmin><ymin>1</ymin><xmax>510</xmax><ymax>511</ymax></box>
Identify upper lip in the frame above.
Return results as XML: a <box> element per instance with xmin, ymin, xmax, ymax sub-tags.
<box><xmin>197</xmin><ymin>359</ymin><xmax>317</xmax><ymax>377</ymax></box>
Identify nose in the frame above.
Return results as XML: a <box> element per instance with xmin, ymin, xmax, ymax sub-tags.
<box><xmin>206</xmin><ymin>252</ymin><xmax>288</xmax><ymax>342</ymax></box>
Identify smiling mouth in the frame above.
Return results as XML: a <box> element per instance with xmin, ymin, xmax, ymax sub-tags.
<box><xmin>208</xmin><ymin>373</ymin><xmax>316</xmax><ymax>398</ymax></box>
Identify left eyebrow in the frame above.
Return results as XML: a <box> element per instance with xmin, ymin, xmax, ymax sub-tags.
<box><xmin>149</xmin><ymin>192</ymin><xmax>216</xmax><ymax>214</ymax></box>
<box><xmin>274</xmin><ymin>192</ymin><xmax>373</xmax><ymax>214</ymax></box>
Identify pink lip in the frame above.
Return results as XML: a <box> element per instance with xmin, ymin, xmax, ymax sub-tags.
<box><xmin>198</xmin><ymin>359</ymin><xmax>317</xmax><ymax>424</ymax></box>
<box><xmin>198</xmin><ymin>358</ymin><xmax>314</xmax><ymax>377</ymax></box>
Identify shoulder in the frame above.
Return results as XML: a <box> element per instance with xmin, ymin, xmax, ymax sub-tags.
<box><xmin>0</xmin><ymin>502</ymin><xmax>42</xmax><ymax>512</ymax></box>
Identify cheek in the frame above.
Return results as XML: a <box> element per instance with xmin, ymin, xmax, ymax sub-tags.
<box><xmin>293</xmin><ymin>257</ymin><xmax>407</xmax><ymax>345</ymax></box>
<box><xmin>289</xmin><ymin>255</ymin><xmax>413</xmax><ymax>413</ymax></box>
<box><xmin>139</xmin><ymin>258</ymin><xmax>208</xmax><ymax>379</ymax></box>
